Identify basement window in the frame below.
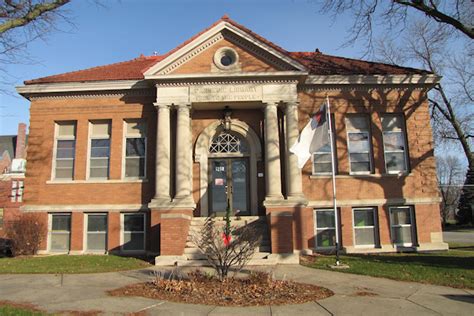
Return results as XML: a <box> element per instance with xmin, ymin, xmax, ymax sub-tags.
<box><xmin>122</xmin><ymin>213</ymin><xmax>145</xmax><ymax>251</ymax></box>
<box><xmin>50</xmin><ymin>214</ymin><xmax>71</xmax><ymax>252</ymax></box>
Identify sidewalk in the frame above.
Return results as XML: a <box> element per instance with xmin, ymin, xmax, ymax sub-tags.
<box><xmin>0</xmin><ymin>265</ymin><xmax>472</xmax><ymax>315</ymax></box>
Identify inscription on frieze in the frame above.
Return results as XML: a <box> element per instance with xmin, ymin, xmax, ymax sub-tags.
<box><xmin>190</xmin><ymin>84</ymin><xmax>262</xmax><ymax>102</ymax></box>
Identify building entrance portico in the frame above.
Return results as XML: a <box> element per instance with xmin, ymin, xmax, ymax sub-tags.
<box><xmin>149</xmin><ymin>81</ymin><xmax>307</xmax><ymax>216</ymax></box>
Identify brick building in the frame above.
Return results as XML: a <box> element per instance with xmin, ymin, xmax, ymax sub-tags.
<box><xmin>15</xmin><ymin>17</ymin><xmax>447</xmax><ymax>264</ymax></box>
<box><xmin>0</xmin><ymin>123</ymin><xmax>27</xmax><ymax>241</ymax></box>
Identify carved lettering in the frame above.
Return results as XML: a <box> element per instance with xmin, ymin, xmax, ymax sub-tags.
<box><xmin>190</xmin><ymin>84</ymin><xmax>262</xmax><ymax>102</ymax></box>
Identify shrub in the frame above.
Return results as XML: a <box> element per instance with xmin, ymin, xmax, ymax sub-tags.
<box><xmin>4</xmin><ymin>214</ymin><xmax>46</xmax><ymax>256</ymax></box>
<box><xmin>191</xmin><ymin>200</ymin><xmax>261</xmax><ymax>281</ymax></box>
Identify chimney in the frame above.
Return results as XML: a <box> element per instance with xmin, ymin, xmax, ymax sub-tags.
<box><xmin>15</xmin><ymin>123</ymin><xmax>27</xmax><ymax>159</ymax></box>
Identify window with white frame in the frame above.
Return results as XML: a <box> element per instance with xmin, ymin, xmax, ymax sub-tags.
<box><xmin>389</xmin><ymin>206</ymin><xmax>415</xmax><ymax>246</ymax></box>
<box><xmin>89</xmin><ymin>121</ymin><xmax>111</xmax><ymax>179</ymax></box>
<box><xmin>54</xmin><ymin>122</ymin><xmax>76</xmax><ymax>180</ymax></box>
<box><xmin>124</xmin><ymin>120</ymin><xmax>146</xmax><ymax>178</ymax></box>
<box><xmin>381</xmin><ymin>115</ymin><xmax>408</xmax><ymax>173</ymax></box>
<box><xmin>10</xmin><ymin>181</ymin><xmax>17</xmax><ymax>202</ymax></box>
<box><xmin>86</xmin><ymin>214</ymin><xmax>107</xmax><ymax>252</ymax></box>
<box><xmin>122</xmin><ymin>213</ymin><xmax>145</xmax><ymax>251</ymax></box>
<box><xmin>353</xmin><ymin>208</ymin><xmax>377</xmax><ymax>247</ymax></box>
<box><xmin>346</xmin><ymin>116</ymin><xmax>372</xmax><ymax>174</ymax></box>
<box><xmin>10</xmin><ymin>180</ymin><xmax>24</xmax><ymax>202</ymax></box>
<box><xmin>50</xmin><ymin>214</ymin><xmax>71</xmax><ymax>252</ymax></box>
<box><xmin>312</xmin><ymin>115</ymin><xmax>336</xmax><ymax>175</ymax></box>
<box><xmin>314</xmin><ymin>209</ymin><xmax>337</xmax><ymax>248</ymax></box>
<box><xmin>17</xmin><ymin>180</ymin><xmax>23</xmax><ymax>202</ymax></box>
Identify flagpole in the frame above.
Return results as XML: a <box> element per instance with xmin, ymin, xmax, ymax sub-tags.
<box><xmin>326</xmin><ymin>95</ymin><xmax>340</xmax><ymax>266</ymax></box>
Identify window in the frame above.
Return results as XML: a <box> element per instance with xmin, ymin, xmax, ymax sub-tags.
<box><xmin>346</xmin><ymin>116</ymin><xmax>372</xmax><ymax>174</ymax></box>
<box><xmin>124</xmin><ymin>120</ymin><xmax>146</xmax><ymax>178</ymax></box>
<box><xmin>390</xmin><ymin>206</ymin><xmax>415</xmax><ymax>246</ymax></box>
<box><xmin>314</xmin><ymin>209</ymin><xmax>338</xmax><ymax>248</ymax></box>
<box><xmin>382</xmin><ymin>115</ymin><xmax>408</xmax><ymax>173</ymax></box>
<box><xmin>54</xmin><ymin>122</ymin><xmax>76</xmax><ymax>180</ymax></box>
<box><xmin>10</xmin><ymin>181</ymin><xmax>17</xmax><ymax>202</ymax></box>
<box><xmin>89</xmin><ymin>121</ymin><xmax>111</xmax><ymax>179</ymax></box>
<box><xmin>86</xmin><ymin>214</ymin><xmax>107</xmax><ymax>252</ymax></box>
<box><xmin>122</xmin><ymin>213</ymin><xmax>145</xmax><ymax>251</ymax></box>
<box><xmin>214</xmin><ymin>47</ymin><xmax>239</xmax><ymax>70</ymax></box>
<box><xmin>0</xmin><ymin>208</ymin><xmax>3</xmax><ymax>228</ymax></box>
<box><xmin>209</xmin><ymin>132</ymin><xmax>248</xmax><ymax>154</ymax></box>
<box><xmin>50</xmin><ymin>214</ymin><xmax>71</xmax><ymax>252</ymax></box>
<box><xmin>10</xmin><ymin>180</ymin><xmax>24</xmax><ymax>202</ymax></box>
<box><xmin>353</xmin><ymin>208</ymin><xmax>377</xmax><ymax>247</ymax></box>
<box><xmin>313</xmin><ymin>115</ymin><xmax>336</xmax><ymax>174</ymax></box>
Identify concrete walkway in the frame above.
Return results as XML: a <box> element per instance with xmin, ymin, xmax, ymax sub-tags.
<box><xmin>443</xmin><ymin>230</ymin><xmax>474</xmax><ymax>244</ymax></box>
<box><xmin>0</xmin><ymin>265</ymin><xmax>473</xmax><ymax>315</ymax></box>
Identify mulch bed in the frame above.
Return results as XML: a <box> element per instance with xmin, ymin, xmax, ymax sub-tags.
<box><xmin>108</xmin><ymin>271</ymin><xmax>333</xmax><ymax>306</ymax></box>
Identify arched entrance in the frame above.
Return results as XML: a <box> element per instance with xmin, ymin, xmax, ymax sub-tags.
<box><xmin>194</xmin><ymin>120</ymin><xmax>262</xmax><ymax>216</ymax></box>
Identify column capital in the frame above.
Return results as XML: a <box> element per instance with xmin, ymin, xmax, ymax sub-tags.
<box><xmin>153</xmin><ymin>102</ymin><xmax>171</xmax><ymax>110</ymax></box>
<box><xmin>262</xmin><ymin>100</ymin><xmax>281</xmax><ymax>107</ymax></box>
<box><xmin>174</xmin><ymin>103</ymin><xmax>192</xmax><ymax>112</ymax></box>
<box><xmin>284</xmin><ymin>100</ymin><xmax>299</xmax><ymax>109</ymax></box>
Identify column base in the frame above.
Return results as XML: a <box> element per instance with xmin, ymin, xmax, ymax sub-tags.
<box><xmin>148</xmin><ymin>196</ymin><xmax>196</xmax><ymax>210</ymax></box>
<box><xmin>172</xmin><ymin>195</ymin><xmax>196</xmax><ymax>209</ymax></box>
<box><xmin>148</xmin><ymin>197</ymin><xmax>173</xmax><ymax>210</ymax></box>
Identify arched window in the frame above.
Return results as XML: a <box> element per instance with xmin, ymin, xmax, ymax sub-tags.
<box><xmin>209</xmin><ymin>132</ymin><xmax>248</xmax><ymax>154</ymax></box>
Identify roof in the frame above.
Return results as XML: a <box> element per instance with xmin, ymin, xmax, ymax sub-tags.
<box><xmin>290</xmin><ymin>52</ymin><xmax>429</xmax><ymax>76</ymax></box>
<box><xmin>24</xmin><ymin>16</ymin><xmax>428</xmax><ymax>85</ymax></box>
<box><xmin>0</xmin><ymin>136</ymin><xmax>16</xmax><ymax>160</ymax></box>
<box><xmin>0</xmin><ymin>135</ymin><xmax>29</xmax><ymax>161</ymax></box>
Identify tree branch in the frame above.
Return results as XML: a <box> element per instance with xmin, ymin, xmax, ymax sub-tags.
<box><xmin>394</xmin><ymin>0</ymin><xmax>474</xmax><ymax>39</ymax></box>
<box><xmin>0</xmin><ymin>0</ymin><xmax>70</xmax><ymax>35</ymax></box>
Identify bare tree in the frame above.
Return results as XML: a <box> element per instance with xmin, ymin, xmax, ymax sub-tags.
<box><xmin>374</xmin><ymin>18</ymin><xmax>473</xmax><ymax>224</ymax></box>
<box><xmin>0</xmin><ymin>1</ymin><xmax>71</xmax><ymax>88</ymax></box>
<box><xmin>191</xmin><ymin>203</ymin><xmax>261</xmax><ymax>281</ymax></box>
<box><xmin>318</xmin><ymin>0</ymin><xmax>473</xmax><ymax>55</ymax></box>
<box><xmin>437</xmin><ymin>155</ymin><xmax>465</xmax><ymax>224</ymax></box>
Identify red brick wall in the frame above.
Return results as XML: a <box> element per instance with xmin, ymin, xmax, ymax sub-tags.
<box><xmin>24</xmin><ymin>95</ymin><xmax>156</xmax><ymax>206</ymax></box>
<box><xmin>70</xmin><ymin>212</ymin><xmax>84</xmax><ymax>251</ymax></box>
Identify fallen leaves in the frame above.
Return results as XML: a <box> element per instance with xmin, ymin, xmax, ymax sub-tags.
<box><xmin>108</xmin><ymin>271</ymin><xmax>333</xmax><ymax>306</ymax></box>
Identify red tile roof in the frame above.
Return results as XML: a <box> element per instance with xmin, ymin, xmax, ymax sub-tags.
<box><xmin>24</xmin><ymin>16</ymin><xmax>428</xmax><ymax>85</ymax></box>
<box><xmin>290</xmin><ymin>52</ymin><xmax>429</xmax><ymax>75</ymax></box>
<box><xmin>24</xmin><ymin>55</ymin><xmax>164</xmax><ymax>84</ymax></box>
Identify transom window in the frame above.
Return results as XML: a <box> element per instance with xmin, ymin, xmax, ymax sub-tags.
<box><xmin>209</xmin><ymin>132</ymin><xmax>248</xmax><ymax>154</ymax></box>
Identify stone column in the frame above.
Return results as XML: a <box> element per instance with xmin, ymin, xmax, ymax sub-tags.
<box><xmin>174</xmin><ymin>103</ymin><xmax>195</xmax><ymax>207</ymax></box>
<box><xmin>263</xmin><ymin>102</ymin><xmax>284</xmax><ymax>200</ymax></box>
<box><xmin>285</xmin><ymin>102</ymin><xmax>305</xmax><ymax>200</ymax></box>
<box><xmin>152</xmin><ymin>103</ymin><xmax>171</xmax><ymax>203</ymax></box>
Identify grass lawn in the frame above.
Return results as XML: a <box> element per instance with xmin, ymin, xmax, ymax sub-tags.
<box><xmin>302</xmin><ymin>243</ymin><xmax>474</xmax><ymax>289</ymax></box>
<box><xmin>0</xmin><ymin>255</ymin><xmax>151</xmax><ymax>274</ymax></box>
<box><xmin>0</xmin><ymin>301</ymin><xmax>46</xmax><ymax>316</ymax></box>
<box><xmin>0</xmin><ymin>306</ymin><xmax>46</xmax><ymax>316</ymax></box>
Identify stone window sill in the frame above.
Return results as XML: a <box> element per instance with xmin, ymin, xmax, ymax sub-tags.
<box><xmin>46</xmin><ymin>179</ymin><xmax>148</xmax><ymax>184</ymax></box>
<box><xmin>310</xmin><ymin>173</ymin><xmax>412</xmax><ymax>180</ymax></box>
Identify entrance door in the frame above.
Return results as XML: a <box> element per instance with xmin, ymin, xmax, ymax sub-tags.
<box><xmin>210</xmin><ymin>158</ymin><xmax>249</xmax><ymax>216</ymax></box>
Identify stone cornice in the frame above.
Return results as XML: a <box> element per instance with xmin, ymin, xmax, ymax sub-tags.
<box><xmin>27</xmin><ymin>89</ymin><xmax>155</xmax><ymax>100</ymax></box>
<box><xmin>304</xmin><ymin>74</ymin><xmax>440</xmax><ymax>85</ymax></box>
<box><xmin>15</xmin><ymin>74</ymin><xmax>440</xmax><ymax>98</ymax></box>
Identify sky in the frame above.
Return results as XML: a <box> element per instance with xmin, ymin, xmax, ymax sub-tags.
<box><xmin>0</xmin><ymin>0</ymin><xmax>368</xmax><ymax>135</ymax></box>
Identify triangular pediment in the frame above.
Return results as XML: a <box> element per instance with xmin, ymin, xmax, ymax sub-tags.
<box><xmin>144</xmin><ymin>18</ymin><xmax>307</xmax><ymax>77</ymax></box>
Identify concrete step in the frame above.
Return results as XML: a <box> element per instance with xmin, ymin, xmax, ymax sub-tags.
<box><xmin>184</xmin><ymin>251</ymin><xmax>270</xmax><ymax>260</ymax></box>
<box><xmin>175</xmin><ymin>256</ymin><xmax>278</xmax><ymax>267</ymax></box>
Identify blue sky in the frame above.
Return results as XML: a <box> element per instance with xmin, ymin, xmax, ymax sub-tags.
<box><xmin>0</xmin><ymin>0</ymin><xmax>368</xmax><ymax>135</ymax></box>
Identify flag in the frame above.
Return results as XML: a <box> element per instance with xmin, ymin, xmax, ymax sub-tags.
<box><xmin>290</xmin><ymin>102</ymin><xmax>330</xmax><ymax>168</ymax></box>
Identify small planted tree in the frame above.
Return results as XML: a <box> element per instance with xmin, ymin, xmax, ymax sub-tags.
<box><xmin>192</xmin><ymin>199</ymin><xmax>261</xmax><ymax>281</ymax></box>
<box><xmin>5</xmin><ymin>213</ymin><xmax>46</xmax><ymax>256</ymax></box>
